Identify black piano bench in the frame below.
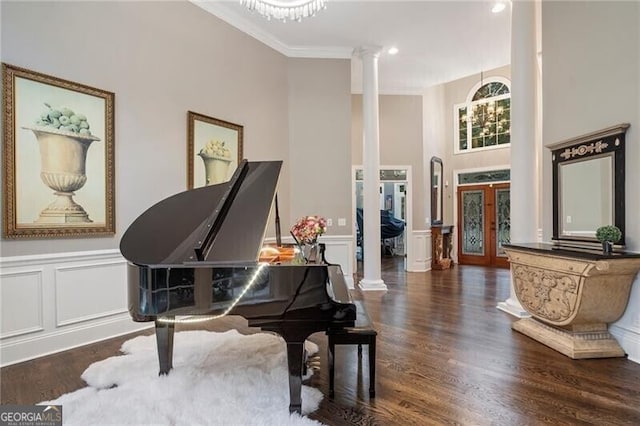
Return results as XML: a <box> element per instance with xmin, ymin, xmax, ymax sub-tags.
<box><xmin>327</xmin><ymin>300</ymin><xmax>377</xmax><ymax>399</ymax></box>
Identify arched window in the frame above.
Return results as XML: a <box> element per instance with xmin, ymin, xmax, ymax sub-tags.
<box><xmin>454</xmin><ymin>77</ymin><xmax>511</xmax><ymax>153</ymax></box>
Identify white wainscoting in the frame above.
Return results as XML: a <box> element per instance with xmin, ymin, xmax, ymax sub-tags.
<box><xmin>265</xmin><ymin>235</ymin><xmax>355</xmax><ymax>289</ymax></box>
<box><xmin>317</xmin><ymin>235</ymin><xmax>355</xmax><ymax>289</ymax></box>
<box><xmin>1</xmin><ymin>237</ymin><xmax>357</xmax><ymax>367</ymax></box>
<box><xmin>407</xmin><ymin>229</ymin><xmax>431</xmax><ymax>272</ymax></box>
<box><xmin>0</xmin><ymin>250</ymin><xmax>150</xmax><ymax>367</ymax></box>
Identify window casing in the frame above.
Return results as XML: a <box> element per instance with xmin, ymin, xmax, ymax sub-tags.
<box><xmin>454</xmin><ymin>78</ymin><xmax>511</xmax><ymax>154</ymax></box>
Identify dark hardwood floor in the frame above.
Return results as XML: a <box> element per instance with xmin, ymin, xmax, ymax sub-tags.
<box><xmin>2</xmin><ymin>257</ymin><xmax>640</xmax><ymax>425</ymax></box>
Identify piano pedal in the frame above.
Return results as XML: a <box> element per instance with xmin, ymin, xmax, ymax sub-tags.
<box><xmin>305</xmin><ymin>357</ymin><xmax>321</xmax><ymax>372</ymax></box>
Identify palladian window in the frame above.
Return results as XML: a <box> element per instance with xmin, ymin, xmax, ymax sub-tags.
<box><xmin>454</xmin><ymin>78</ymin><xmax>511</xmax><ymax>153</ymax></box>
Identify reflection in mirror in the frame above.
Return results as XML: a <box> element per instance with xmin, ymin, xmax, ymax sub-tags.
<box><xmin>560</xmin><ymin>155</ymin><xmax>613</xmax><ymax>238</ymax></box>
<box><xmin>549</xmin><ymin>123</ymin><xmax>628</xmax><ymax>248</ymax></box>
<box><xmin>430</xmin><ymin>157</ymin><xmax>443</xmax><ymax>225</ymax></box>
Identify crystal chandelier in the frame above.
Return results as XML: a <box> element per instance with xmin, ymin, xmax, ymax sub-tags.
<box><xmin>471</xmin><ymin>101</ymin><xmax>508</xmax><ymax>139</ymax></box>
<box><xmin>241</xmin><ymin>0</ymin><xmax>327</xmax><ymax>22</ymax></box>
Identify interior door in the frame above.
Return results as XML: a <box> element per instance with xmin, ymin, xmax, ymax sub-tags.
<box><xmin>457</xmin><ymin>183</ymin><xmax>510</xmax><ymax>267</ymax></box>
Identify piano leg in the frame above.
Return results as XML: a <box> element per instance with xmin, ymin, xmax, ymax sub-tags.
<box><xmin>155</xmin><ymin>317</ymin><xmax>175</xmax><ymax>375</ymax></box>
<box><xmin>257</xmin><ymin>323</ymin><xmax>321</xmax><ymax>415</ymax></box>
<box><xmin>328</xmin><ymin>338</ymin><xmax>335</xmax><ymax>398</ymax></box>
<box><xmin>286</xmin><ymin>341</ymin><xmax>305</xmax><ymax>414</ymax></box>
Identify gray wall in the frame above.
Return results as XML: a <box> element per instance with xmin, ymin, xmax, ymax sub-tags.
<box><xmin>424</xmin><ymin>65</ymin><xmax>512</xmax><ymax>226</ymax></box>
<box><xmin>1</xmin><ymin>1</ymin><xmax>352</xmax><ymax>256</ymax></box>
<box><xmin>542</xmin><ymin>1</ymin><xmax>639</xmax><ymax>245</ymax></box>
<box><xmin>542</xmin><ymin>1</ymin><xmax>640</xmax><ymax>340</ymax></box>
<box><xmin>423</xmin><ymin>84</ymin><xmax>447</xmax><ymax>225</ymax></box>
<box><xmin>352</xmin><ymin>94</ymin><xmax>425</xmax><ymax>230</ymax></box>
<box><xmin>288</xmin><ymin>58</ymin><xmax>352</xmax><ymax>234</ymax></box>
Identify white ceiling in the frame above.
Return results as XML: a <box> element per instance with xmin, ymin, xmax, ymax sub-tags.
<box><xmin>194</xmin><ymin>0</ymin><xmax>512</xmax><ymax>94</ymax></box>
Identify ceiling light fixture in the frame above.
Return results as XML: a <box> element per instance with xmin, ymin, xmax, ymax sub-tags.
<box><xmin>241</xmin><ymin>0</ymin><xmax>327</xmax><ymax>22</ymax></box>
<box><xmin>491</xmin><ymin>2</ymin><xmax>506</xmax><ymax>13</ymax></box>
<box><xmin>388</xmin><ymin>47</ymin><xmax>399</xmax><ymax>55</ymax></box>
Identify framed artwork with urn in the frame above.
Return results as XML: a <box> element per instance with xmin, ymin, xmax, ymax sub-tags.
<box><xmin>2</xmin><ymin>63</ymin><xmax>115</xmax><ymax>239</ymax></box>
<box><xmin>187</xmin><ymin>111</ymin><xmax>243</xmax><ymax>189</ymax></box>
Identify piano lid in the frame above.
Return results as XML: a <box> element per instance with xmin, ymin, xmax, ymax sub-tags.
<box><xmin>120</xmin><ymin>160</ymin><xmax>283</xmax><ymax>267</ymax></box>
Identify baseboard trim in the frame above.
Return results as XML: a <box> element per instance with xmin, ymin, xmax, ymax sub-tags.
<box><xmin>610</xmin><ymin>323</ymin><xmax>640</xmax><ymax>365</ymax></box>
<box><xmin>1</xmin><ymin>314</ymin><xmax>151</xmax><ymax>367</ymax></box>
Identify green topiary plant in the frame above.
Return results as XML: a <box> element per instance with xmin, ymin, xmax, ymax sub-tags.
<box><xmin>595</xmin><ymin>225</ymin><xmax>622</xmax><ymax>243</ymax></box>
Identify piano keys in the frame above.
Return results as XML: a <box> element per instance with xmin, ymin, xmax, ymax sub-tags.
<box><xmin>120</xmin><ymin>160</ymin><xmax>355</xmax><ymax>414</ymax></box>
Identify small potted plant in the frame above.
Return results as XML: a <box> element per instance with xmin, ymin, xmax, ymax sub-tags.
<box><xmin>595</xmin><ymin>225</ymin><xmax>622</xmax><ymax>254</ymax></box>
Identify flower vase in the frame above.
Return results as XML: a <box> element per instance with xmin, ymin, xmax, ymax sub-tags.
<box><xmin>302</xmin><ymin>242</ymin><xmax>320</xmax><ymax>263</ymax></box>
<box><xmin>602</xmin><ymin>241</ymin><xmax>614</xmax><ymax>254</ymax></box>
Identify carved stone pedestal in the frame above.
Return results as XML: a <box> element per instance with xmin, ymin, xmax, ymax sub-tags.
<box><xmin>504</xmin><ymin>243</ymin><xmax>640</xmax><ymax>359</ymax></box>
<box><xmin>512</xmin><ymin>319</ymin><xmax>624</xmax><ymax>359</ymax></box>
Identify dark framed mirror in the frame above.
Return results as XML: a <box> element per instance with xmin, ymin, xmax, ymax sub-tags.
<box><xmin>430</xmin><ymin>156</ymin><xmax>443</xmax><ymax>225</ymax></box>
<box><xmin>548</xmin><ymin>123</ymin><xmax>628</xmax><ymax>248</ymax></box>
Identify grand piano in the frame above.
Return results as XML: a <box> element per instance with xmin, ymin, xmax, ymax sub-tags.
<box><xmin>120</xmin><ymin>160</ymin><xmax>356</xmax><ymax>414</ymax></box>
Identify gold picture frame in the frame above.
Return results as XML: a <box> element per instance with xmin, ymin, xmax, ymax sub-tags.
<box><xmin>2</xmin><ymin>63</ymin><xmax>115</xmax><ymax>239</ymax></box>
<box><xmin>187</xmin><ymin>111</ymin><xmax>243</xmax><ymax>189</ymax></box>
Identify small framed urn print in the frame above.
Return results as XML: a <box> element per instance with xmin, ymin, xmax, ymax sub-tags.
<box><xmin>187</xmin><ymin>111</ymin><xmax>243</xmax><ymax>189</ymax></box>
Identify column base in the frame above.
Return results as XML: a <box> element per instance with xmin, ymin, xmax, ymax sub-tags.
<box><xmin>497</xmin><ymin>297</ymin><xmax>530</xmax><ymax>318</ymax></box>
<box><xmin>513</xmin><ymin>318</ymin><xmax>625</xmax><ymax>359</ymax></box>
<box><xmin>358</xmin><ymin>278</ymin><xmax>387</xmax><ymax>291</ymax></box>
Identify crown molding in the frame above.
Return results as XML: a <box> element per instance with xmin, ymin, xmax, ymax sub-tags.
<box><xmin>191</xmin><ymin>1</ymin><xmax>352</xmax><ymax>59</ymax></box>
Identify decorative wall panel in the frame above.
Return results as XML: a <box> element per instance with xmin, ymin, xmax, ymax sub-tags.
<box><xmin>408</xmin><ymin>230</ymin><xmax>429</xmax><ymax>272</ymax></box>
<box><xmin>0</xmin><ymin>250</ymin><xmax>149</xmax><ymax>366</ymax></box>
<box><xmin>55</xmin><ymin>261</ymin><xmax>128</xmax><ymax>326</ymax></box>
<box><xmin>0</xmin><ymin>269</ymin><xmax>43</xmax><ymax>338</ymax></box>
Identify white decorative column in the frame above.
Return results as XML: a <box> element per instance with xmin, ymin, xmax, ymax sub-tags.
<box><xmin>497</xmin><ymin>0</ymin><xmax>537</xmax><ymax>317</ymax></box>
<box><xmin>355</xmin><ymin>46</ymin><xmax>386</xmax><ymax>291</ymax></box>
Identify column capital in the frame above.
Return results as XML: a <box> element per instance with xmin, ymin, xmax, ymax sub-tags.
<box><xmin>353</xmin><ymin>45</ymin><xmax>383</xmax><ymax>59</ymax></box>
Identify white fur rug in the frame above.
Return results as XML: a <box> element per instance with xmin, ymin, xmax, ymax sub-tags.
<box><xmin>41</xmin><ymin>330</ymin><xmax>324</xmax><ymax>425</ymax></box>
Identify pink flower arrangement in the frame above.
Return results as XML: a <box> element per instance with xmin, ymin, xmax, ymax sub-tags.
<box><xmin>290</xmin><ymin>215</ymin><xmax>327</xmax><ymax>244</ymax></box>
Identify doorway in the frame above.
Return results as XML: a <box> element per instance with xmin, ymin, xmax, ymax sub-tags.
<box><xmin>457</xmin><ymin>183</ymin><xmax>510</xmax><ymax>267</ymax></box>
<box><xmin>353</xmin><ymin>167</ymin><xmax>411</xmax><ymax>271</ymax></box>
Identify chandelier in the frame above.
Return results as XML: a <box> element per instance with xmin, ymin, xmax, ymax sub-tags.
<box><xmin>241</xmin><ymin>0</ymin><xmax>327</xmax><ymax>22</ymax></box>
<box><xmin>471</xmin><ymin>101</ymin><xmax>508</xmax><ymax>139</ymax></box>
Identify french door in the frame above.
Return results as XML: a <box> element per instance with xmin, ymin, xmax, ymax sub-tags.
<box><xmin>457</xmin><ymin>183</ymin><xmax>510</xmax><ymax>267</ymax></box>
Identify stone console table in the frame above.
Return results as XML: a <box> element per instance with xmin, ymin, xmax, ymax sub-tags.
<box><xmin>503</xmin><ymin>243</ymin><xmax>640</xmax><ymax>359</ymax></box>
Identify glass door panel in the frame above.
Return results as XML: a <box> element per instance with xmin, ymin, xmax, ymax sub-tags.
<box><xmin>461</xmin><ymin>190</ymin><xmax>485</xmax><ymax>256</ymax></box>
<box><xmin>457</xmin><ymin>183</ymin><xmax>510</xmax><ymax>267</ymax></box>
<box><xmin>495</xmin><ymin>187</ymin><xmax>511</xmax><ymax>258</ymax></box>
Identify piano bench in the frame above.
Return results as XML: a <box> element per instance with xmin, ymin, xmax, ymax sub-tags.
<box><xmin>327</xmin><ymin>301</ymin><xmax>377</xmax><ymax>399</ymax></box>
